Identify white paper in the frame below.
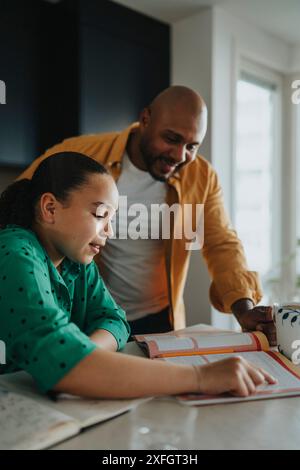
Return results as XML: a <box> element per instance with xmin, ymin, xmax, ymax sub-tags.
<box><xmin>0</xmin><ymin>372</ymin><xmax>149</xmax><ymax>430</ymax></box>
<box><xmin>142</xmin><ymin>331</ymin><xmax>254</xmax><ymax>354</ymax></box>
<box><xmin>164</xmin><ymin>351</ymin><xmax>300</xmax><ymax>405</ymax></box>
<box><xmin>143</xmin><ymin>335</ymin><xmax>194</xmax><ymax>351</ymax></box>
<box><xmin>192</xmin><ymin>333</ymin><xmax>253</xmax><ymax>349</ymax></box>
<box><xmin>165</xmin><ymin>352</ymin><xmax>300</xmax><ymax>389</ymax></box>
<box><xmin>0</xmin><ymin>388</ymin><xmax>78</xmax><ymax>450</ymax></box>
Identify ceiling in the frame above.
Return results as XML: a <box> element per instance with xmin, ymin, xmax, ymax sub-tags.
<box><xmin>114</xmin><ymin>0</ymin><xmax>300</xmax><ymax>45</ymax></box>
<box><xmin>113</xmin><ymin>0</ymin><xmax>225</xmax><ymax>23</ymax></box>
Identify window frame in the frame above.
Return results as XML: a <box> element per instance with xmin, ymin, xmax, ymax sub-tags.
<box><xmin>296</xmin><ymin>102</ymin><xmax>300</xmax><ymax>283</ymax></box>
<box><xmin>233</xmin><ymin>58</ymin><xmax>283</xmax><ymax>292</ymax></box>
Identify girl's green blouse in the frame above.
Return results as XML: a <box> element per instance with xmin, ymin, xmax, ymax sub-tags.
<box><xmin>0</xmin><ymin>225</ymin><xmax>130</xmax><ymax>392</ymax></box>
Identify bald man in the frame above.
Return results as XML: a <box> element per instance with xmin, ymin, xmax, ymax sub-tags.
<box><xmin>18</xmin><ymin>86</ymin><xmax>275</xmax><ymax>343</ymax></box>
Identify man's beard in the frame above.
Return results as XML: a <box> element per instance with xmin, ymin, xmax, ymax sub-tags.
<box><xmin>139</xmin><ymin>140</ymin><xmax>183</xmax><ymax>182</ymax></box>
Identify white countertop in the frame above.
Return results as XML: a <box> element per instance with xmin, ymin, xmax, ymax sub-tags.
<box><xmin>53</xmin><ymin>325</ymin><xmax>300</xmax><ymax>450</ymax></box>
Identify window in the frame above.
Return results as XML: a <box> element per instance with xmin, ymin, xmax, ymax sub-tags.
<box><xmin>296</xmin><ymin>105</ymin><xmax>300</xmax><ymax>291</ymax></box>
<box><xmin>233</xmin><ymin>61</ymin><xmax>282</xmax><ymax>303</ymax></box>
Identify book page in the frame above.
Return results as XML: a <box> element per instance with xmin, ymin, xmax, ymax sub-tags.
<box><xmin>0</xmin><ymin>388</ymin><xmax>79</xmax><ymax>450</ymax></box>
<box><xmin>51</xmin><ymin>394</ymin><xmax>149</xmax><ymax>428</ymax></box>
<box><xmin>135</xmin><ymin>330</ymin><xmax>268</xmax><ymax>358</ymax></box>
<box><xmin>163</xmin><ymin>351</ymin><xmax>300</xmax><ymax>405</ymax></box>
<box><xmin>190</xmin><ymin>333</ymin><xmax>254</xmax><ymax>348</ymax></box>
<box><xmin>0</xmin><ymin>372</ymin><xmax>149</xmax><ymax>429</ymax></box>
<box><xmin>140</xmin><ymin>336</ymin><xmax>195</xmax><ymax>352</ymax></box>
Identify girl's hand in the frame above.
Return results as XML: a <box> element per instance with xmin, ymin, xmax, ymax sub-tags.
<box><xmin>194</xmin><ymin>356</ymin><xmax>277</xmax><ymax>397</ymax></box>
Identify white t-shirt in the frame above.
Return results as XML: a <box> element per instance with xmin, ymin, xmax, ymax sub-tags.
<box><xmin>99</xmin><ymin>153</ymin><xmax>169</xmax><ymax>321</ymax></box>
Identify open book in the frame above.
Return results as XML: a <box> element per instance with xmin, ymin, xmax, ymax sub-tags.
<box><xmin>0</xmin><ymin>372</ymin><xmax>147</xmax><ymax>450</ymax></box>
<box><xmin>134</xmin><ymin>327</ymin><xmax>300</xmax><ymax>406</ymax></box>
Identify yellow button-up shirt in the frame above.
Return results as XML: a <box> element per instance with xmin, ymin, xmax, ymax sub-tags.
<box><xmin>18</xmin><ymin>123</ymin><xmax>263</xmax><ymax>329</ymax></box>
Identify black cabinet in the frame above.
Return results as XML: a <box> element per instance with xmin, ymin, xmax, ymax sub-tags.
<box><xmin>0</xmin><ymin>0</ymin><xmax>40</xmax><ymax>167</ymax></box>
<box><xmin>78</xmin><ymin>0</ymin><xmax>170</xmax><ymax>133</ymax></box>
<box><xmin>0</xmin><ymin>0</ymin><xmax>170</xmax><ymax>168</ymax></box>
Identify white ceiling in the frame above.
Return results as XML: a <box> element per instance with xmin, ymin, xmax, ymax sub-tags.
<box><xmin>113</xmin><ymin>0</ymin><xmax>226</xmax><ymax>23</ymax></box>
<box><xmin>114</xmin><ymin>0</ymin><xmax>300</xmax><ymax>45</ymax></box>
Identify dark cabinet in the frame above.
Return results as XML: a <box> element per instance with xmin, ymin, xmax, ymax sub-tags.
<box><xmin>0</xmin><ymin>0</ymin><xmax>40</xmax><ymax>167</ymax></box>
<box><xmin>78</xmin><ymin>0</ymin><xmax>170</xmax><ymax>133</ymax></box>
<box><xmin>0</xmin><ymin>0</ymin><xmax>170</xmax><ymax>168</ymax></box>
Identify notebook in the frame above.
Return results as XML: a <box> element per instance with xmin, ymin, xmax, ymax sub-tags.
<box><xmin>0</xmin><ymin>372</ymin><xmax>148</xmax><ymax>449</ymax></box>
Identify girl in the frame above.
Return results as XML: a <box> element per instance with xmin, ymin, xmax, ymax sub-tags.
<box><xmin>0</xmin><ymin>152</ymin><xmax>276</xmax><ymax>398</ymax></box>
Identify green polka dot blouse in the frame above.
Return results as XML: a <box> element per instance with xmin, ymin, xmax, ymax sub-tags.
<box><xmin>0</xmin><ymin>225</ymin><xmax>130</xmax><ymax>392</ymax></box>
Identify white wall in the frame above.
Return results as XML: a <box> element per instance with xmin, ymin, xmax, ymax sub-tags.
<box><xmin>280</xmin><ymin>72</ymin><xmax>300</xmax><ymax>300</ymax></box>
<box><xmin>212</xmin><ymin>7</ymin><xmax>300</xmax><ymax>314</ymax></box>
<box><xmin>212</xmin><ymin>6</ymin><xmax>290</xmax><ymax>204</ymax></box>
<box><xmin>172</xmin><ymin>4</ymin><xmax>299</xmax><ymax>328</ymax></box>
<box><xmin>290</xmin><ymin>44</ymin><xmax>300</xmax><ymax>73</ymax></box>
<box><xmin>172</xmin><ymin>8</ymin><xmax>214</xmax><ymax>325</ymax></box>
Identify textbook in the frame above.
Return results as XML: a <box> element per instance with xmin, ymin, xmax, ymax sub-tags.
<box><xmin>0</xmin><ymin>372</ymin><xmax>147</xmax><ymax>450</ymax></box>
<box><xmin>134</xmin><ymin>327</ymin><xmax>300</xmax><ymax>406</ymax></box>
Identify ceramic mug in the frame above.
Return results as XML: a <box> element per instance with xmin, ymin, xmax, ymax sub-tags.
<box><xmin>273</xmin><ymin>302</ymin><xmax>300</xmax><ymax>364</ymax></box>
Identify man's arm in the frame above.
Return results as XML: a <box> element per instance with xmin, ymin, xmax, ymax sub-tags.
<box><xmin>201</xmin><ymin>164</ymin><xmax>263</xmax><ymax>312</ymax></box>
<box><xmin>198</xmin><ymin>162</ymin><xmax>275</xmax><ymax>344</ymax></box>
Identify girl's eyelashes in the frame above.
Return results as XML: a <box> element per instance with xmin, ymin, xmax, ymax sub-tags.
<box><xmin>92</xmin><ymin>213</ymin><xmax>105</xmax><ymax>220</ymax></box>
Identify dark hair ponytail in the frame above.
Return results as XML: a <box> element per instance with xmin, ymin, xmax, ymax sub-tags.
<box><xmin>0</xmin><ymin>179</ymin><xmax>34</xmax><ymax>229</ymax></box>
<box><xmin>0</xmin><ymin>152</ymin><xmax>109</xmax><ymax>229</ymax></box>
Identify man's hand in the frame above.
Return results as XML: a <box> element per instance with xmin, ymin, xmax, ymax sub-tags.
<box><xmin>231</xmin><ymin>298</ymin><xmax>276</xmax><ymax>346</ymax></box>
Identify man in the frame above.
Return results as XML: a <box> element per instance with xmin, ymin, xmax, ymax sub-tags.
<box><xmin>18</xmin><ymin>86</ymin><xmax>275</xmax><ymax>343</ymax></box>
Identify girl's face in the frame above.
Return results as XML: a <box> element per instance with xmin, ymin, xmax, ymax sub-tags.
<box><xmin>46</xmin><ymin>173</ymin><xmax>118</xmax><ymax>265</ymax></box>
